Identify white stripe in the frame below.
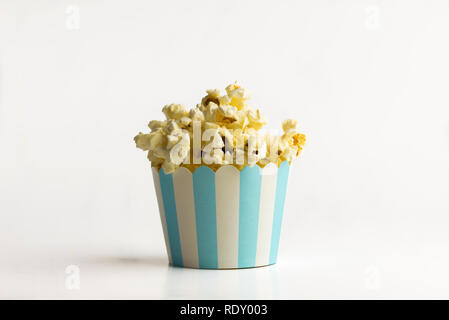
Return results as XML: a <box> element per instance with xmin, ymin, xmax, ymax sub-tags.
<box><xmin>215</xmin><ymin>165</ymin><xmax>240</xmax><ymax>268</ymax></box>
<box><xmin>256</xmin><ymin>163</ymin><xmax>278</xmax><ymax>266</ymax></box>
<box><xmin>172</xmin><ymin>167</ymin><xmax>199</xmax><ymax>268</ymax></box>
<box><xmin>152</xmin><ymin>167</ymin><xmax>172</xmax><ymax>264</ymax></box>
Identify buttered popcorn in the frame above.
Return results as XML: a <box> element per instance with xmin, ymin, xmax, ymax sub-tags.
<box><xmin>134</xmin><ymin>83</ymin><xmax>306</xmax><ymax>173</ymax></box>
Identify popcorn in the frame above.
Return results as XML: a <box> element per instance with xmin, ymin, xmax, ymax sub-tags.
<box><xmin>203</xmin><ymin>149</ymin><xmax>224</xmax><ymax>165</ymax></box>
<box><xmin>161</xmin><ymin>160</ymin><xmax>176</xmax><ymax>173</ymax></box>
<box><xmin>166</xmin><ymin>120</ymin><xmax>180</xmax><ymax>134</ymax></box>
<box><xmin>204</xmin><ymin>122</ymin><xmax>220</xmax><ymax>130</ymax></box>
<box><xmin>247</xmin><ymin>109</ymin><xmax>266</xmax><ymax>130</ymax></box>
<box><xmin>134</xmin><ymin>83</ymin><xmax>306</xmax><ymax>173</ymax></box>
<box><xmin>189</xmin><ymin>108</ymin><xmax>205</xmax><ymax>122</ymax></box>
<box><xmin>279</xmin><ymin>146</ymin><xmax>298</xmax><ymax>163</ymax></box>
<box><xmin>227</xmin><ymin>110</ymin><xmax>249</xmax><ymax>130</ymax></box>
<box><xmin>178</xmin><ymin>116</ymin><xmax>192</xmax><ymax>128</ymax></box>
<box><xmin>148</xmin><ymin>120</ymin><xmax>167</xmax><ymax>131</ymax></box>
<box><xmin>204</xmin><ymin>102</ymin><xmax>219</xmax><ymax>122</ymax></box>
<box><xmin>166</xmin><ymin>134</ymin><xmax>181</xmax><ymax>150</ymax></box>
<box><xmin>225</xmin><ymin>82</ymin><xmax>250</xmax><ymax>110</ymax></box>
<box><xmin>162</xmin><ymin>104</ymin><xmax>188</xmax><ymax>120</ymax></box>
<box><xmin>147</xmin><ymin>151</ymin><xmax>164</xmax><ymax>166</ymax></box>
<box><xmin>152</xmin><ymin>145</ymin><xmax>169</xmax><ymax>159</ymax></box>
<box><xmin>218</xmin><ymin>95</ymin><xmax>231</xmax><ymax>106</ymax></box>
<box><xmin>201</xmin><ymin>89</ymin><xmax>220</xmax><ymax>107</ymax></box>
<box><xmin>282</xmin><ymin>119</ymin><xmax>298</xmax><ymax>132</ymax></box>
<box><xmin>134</xmin><ymin>131</ymin><xmax>166</xmax><ymax>151</ymax></box>
<box><xmin>218</xmin><ymin>105</ymin><xmax>237</xmax><ymax>118</ymax></box>
<box><xmin>134</xmin><ymin>133</ymin><xmax>152</xmax><ymax>151</ymax></box>
<box><xmin>169</xmin><ymin>138</ymin><xmax>190</xmax><ymax>165</ymax></box>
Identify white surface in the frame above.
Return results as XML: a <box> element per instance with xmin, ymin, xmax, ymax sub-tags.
<box><xmin>1</xmin><ymin>0</ymin><xmax>448</xmax><ymax>299</ymax></box>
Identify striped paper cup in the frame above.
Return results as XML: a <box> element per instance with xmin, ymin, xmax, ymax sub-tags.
<box><xmin>151</xmin><ymin>161</ymin><xmax>290</xmax><ymax>269</ymax></box>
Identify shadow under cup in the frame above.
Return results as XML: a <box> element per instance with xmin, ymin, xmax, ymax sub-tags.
<box><xmin>152</xmin><ymin>161</ymin><xmax>290</xmax><ymax>269</ymax></box>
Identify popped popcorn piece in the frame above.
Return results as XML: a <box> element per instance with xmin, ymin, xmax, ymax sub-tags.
<box><xmin>189</xmin><ymin>108</ymin><xmax>205</xmax><ymax>122</ymax></box>
<box><xmin>134</xmin><ymin>131</ymin><xmax>166</xmax><ymax>151</ymax></box>
<box><xmin>218</xmin><ymin>95</ymin><xmax>231</xmax><ymax>106</ymax></box>
<box><xmin>247</xmin><ymin>109</ymin><xmax>266</xmax><ymax>130</ymax></box>
<box><xmin>282</xmin><ymin>119</ymin><xmax>298</xmax><ymax>132</ymax></box>
<box><xmin>178</xmin><ymin>116</ymin><xmax>192</xmax><ymax>127</ymax></box>
<box><xmin>218</xmin><ymin>105</ymin><xmax>237</xmax><ymax>118</ymax></box>
<box><xmin>134</xmin><ymin>83</ymin><xmax>306</xmax><ymax>173</ymax></box>
<box><xmin>204</xmin><ymin>102</ymin><xmax>219</xmax><ymax>122</ymax></box>
<box><xmin>161</xmin><ymin>160</ymin><xmax>176</xmax><ymax>173</ymax></box>
<box><xmin>225</xmin><ymin>83</ymin><xmax>250</xmax><ymax>110</ymax></box>
<box><xmin>148</xmin><ymin>120</ymin><xmax>167</xmax><ymax>131</ymax></box>
<box><xmin>162</xmin><ymin>104</ymin><xmax>188</xmax><ymax>120</ymax></box>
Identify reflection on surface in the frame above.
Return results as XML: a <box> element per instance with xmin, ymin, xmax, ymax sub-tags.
<box><xmin>76</xmin><ymin>253</ymin><xmax>280</xmax><ymax>299</ymax></box>
<box><xmin>163</xmin><ymin>264</ymin><xmax>279</xmax><ymax>299</ymax></box>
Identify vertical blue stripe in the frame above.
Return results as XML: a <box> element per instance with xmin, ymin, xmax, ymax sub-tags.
<box><xmin>238</xmin><ymin>165</ymin><xmax>262</xmax><ymax>268</ymax></box>
<box><xmin>158</xmin><ymin>169</ymin><xmax>183</xmax><ymax>267</ymax></box>
<box><xmin>193</xmin><ymin>166</ymin><xmax>218</xmax><ymax>268</ymax></box>
<box><xmin>269</xmin><ymin>161</ymin><xmax>290</xmax><ymax>264</ymax></box>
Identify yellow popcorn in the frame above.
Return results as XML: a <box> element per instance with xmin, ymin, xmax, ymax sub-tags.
<box><xmin>134</xmin><ymin>83</ymin><xmax>306</xmax><ymax>173</ymax></box>
<box><xmin>166</xmin><ymin>120</ymin><xmax>181</xmax><ymax>134</ymax></box>
<box><xmin>166</xmin><ymin>134</ymin><xmax>181</xmax><ymax>150</ymax></box>
<box><xmin>148</xmin><ymin>120</ymin><xmax>167</xmax><ymax>131</ymax></box>
<box><xmin>147</xmin><ymin>151</ymin><xmax>164</xmax><ymax>166</ymax></box>
<box><xmin>204</xmin><ymin>102</ymin><xmax>219</xmax><ymax>122</ymax></box>
<box><xmin>178</xmin><ymin>116</ymin><xmax>192</xmax><ymax>128</ymax></box>
<box><xmin>134</xmin><ymin>133</ymin><xmax>152</xmax><ymax>151</ymax></box>
<box><xmin>279</xmin><ymin>147</ymin><xmax>298</xmax><ymax>162</ymax></box>
<box><xmin>202</xmin><ymin>130</ymin><xmax>224</xmax><ymax>165</ymax></box>
<box><xmin>223</xmin><ymin>150</ymin><xmax>233</xmax><ymax>165</ymax></box>
<box><xmin>218</xmin><ymin>105</ymin><xmax>237</xmax><ymax>118</ymax></box>
<box><xmin>206</xmin><ymin>89</ymin><xmax>220</xmax><ymax>98</ymax></box>
<box><xmin>134</xmin><ymin>131</ymin><xmax>166</xmax><ymax>151</ymax></box>
<box><xmin>282</xmin><ymin>119</ymin><xmax>298</xmax><ymax>132</ymax></box>
<box><xmin>161</xmin><ymin>160</ymin><xmax>176</xmax><ymax>173</ymax></box>
<box><xmin>225</xmin><ymin>82</ymin><xmax>250</xmax><ymax>110</ymax></box>
<box><xmin>169</xmin><ymin>138</ymin><xmax>190</xmax><ymax>165</ymax></box>
<box><xmin>203</xmin><ymin>149</ymin><xmax>224</xmax><ymax>165</ymax></box>
<box><xmin>218</xmin><ymin>95</ymin><xmax>231</xmax><ymax>106</ymax></box>
<box><xmin>201</xmin><ymin>89</ymin><xmax>220</xmax><ymax>107</ymax></box>
<box><xmin>152</xmin><ymin>145</ymin><xmax>169</xmax><ymax>159</ymax></box>
<box><xmin>247</xmin><ymin>109</ymin><xmax>266</xmax><ymax>130</ymax></box>
<box><xmin>189</xmin><ymin>108</ymin><xmax>205</xmax><ymax>122</ymax></box>
<box><xmin>162</xmin><ymin>104</ymin><xmax>188</xmax><ymax>120</ymax></box>
<box><xmin>220</xmin><ymin>127</ymin><xmax>234</xmax><ymax>146</ymax></box>
<box><xmin>204</xmin><ymin>121</ymin><xmax>220</xmax><ymax>130</ymax></box>
<box><xmin>227</xmin><ymin>110</ymin><xmax>249</xmax><ymax>130</ymax></box>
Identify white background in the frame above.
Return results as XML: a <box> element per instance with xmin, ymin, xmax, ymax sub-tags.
<box><xmin>1</xmin><ymin>0</ymin><xmax>448</xmax><ymax>299</ymax></box>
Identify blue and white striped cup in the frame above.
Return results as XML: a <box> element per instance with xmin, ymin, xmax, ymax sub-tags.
<box><xmin>152</xmin><ymin>161</ymin><xmax>290</xmax><ymax>269</ymax></box>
